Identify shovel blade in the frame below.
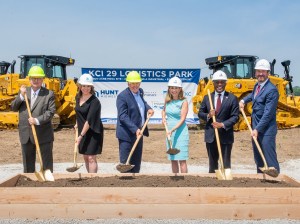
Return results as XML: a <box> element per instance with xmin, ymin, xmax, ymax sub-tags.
<box><xmin>224</xmin><ymin>168</ymin><xmax>233</xmax><ymax>180</ymax></box>
<box><xmin>66</xmin><ymin>164</ymin><xmax>82</xmax><ymax>173</ymax></box>
<box><xmin>35</xmin><ymin>171</ymin><xmax>46</xmax><ymax>182</ymax></box>
<box><xmin>259</xmin><ymin>166</ymin><xmax>279</xmax><ymax>178</ymax></box>
<box><xmin>116</xmin><ymin>163</ymin><xmax>135</xmax><ymax>173</ymax></box>
<box><xmin>166</xmin><ymin>148</ymin><xmax>180</xmax><ymax>155</ymax></box>
<box><xmin>215</xmin><ymin>169</ymin><xmax>226</xmax><ymax>180</ymax></box>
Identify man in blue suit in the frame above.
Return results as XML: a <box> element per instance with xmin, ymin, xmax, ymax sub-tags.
<box><xmin>198</xmin><ymin>71</ymin><xmax>239</xmax><ymax>173</ymax></box>
<box><xmin>239</xmin><ymin>59</ymin><xmax>280</xmax><ymax>174</ymax></box>
<box><xmin>116</xmin><ymin>71</ymin><xmax>154</xmax><ymax>173</ymax></box>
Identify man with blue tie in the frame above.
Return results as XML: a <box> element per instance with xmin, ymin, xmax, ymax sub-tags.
<box><xmin>239</xmin><ymin>59</ymin><xmax>280</xmax><ymax>174</ymax></box>
<box><xmin>116</xmin><ymin>71</ymin><xmax>154</xmax><ymax>173</ymax></box>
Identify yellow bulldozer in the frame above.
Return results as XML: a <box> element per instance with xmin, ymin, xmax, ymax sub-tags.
<box><xmin>0</xmin><ymin>55</ymin><xmax>78</xmax><ymax>129</ymax></box>
<box><xmin>192</xmin><ymin>55</ymin><xmax>300</xmax><ymax>130</ymax></box>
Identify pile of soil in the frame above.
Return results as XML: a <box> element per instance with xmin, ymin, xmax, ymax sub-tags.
<box><xmin>14</xmin><ymin>175</ymin><xmax>300</xmax><ymax>188</ymax></box>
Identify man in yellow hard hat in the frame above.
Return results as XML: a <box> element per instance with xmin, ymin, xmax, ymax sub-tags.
<box><xmin>116</xmin><ymin>71</ymin><xmax>154</xmax><ymax>173</ymax></box>
<box><xmin>11</xmin><ymin>66</ymin><xmax>56</xmax><ymax>173</ymax></box>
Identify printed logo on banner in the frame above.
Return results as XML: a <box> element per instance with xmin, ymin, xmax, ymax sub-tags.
<box><xmin>95</xmin><ymin>89</ymin><xmax>119</xmax><ymax>98</ymax></box>
<box><xmin>152</xmin><ymin>102</ymin><xmax>165</xmax><ymax>110</ymax></box>
<box><xmin>144</xmin><ymin>91</ymin><xmax>157</xmax><ymax>97</ymax></box>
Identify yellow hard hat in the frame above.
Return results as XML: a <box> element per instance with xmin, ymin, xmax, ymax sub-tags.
<box><xmin>28</xmin><ymin>66</ymin><xmax>45</xmax><ymax>78</ymax></box>
<box><xmin>126</xmin><ymin>71</ymin><xmax>142</xmax><ymax>82</ymax></box>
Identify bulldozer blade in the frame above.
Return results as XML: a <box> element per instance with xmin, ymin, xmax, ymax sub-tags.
<box><xmin>166</xmin><ymin>148</ymin><xmax>180</xmax><ymax>155</ymax></box>
<box><xmin>116</xmin><ymin>163</ymin><xmax>135</xmax><ymax>173</ymax></box>
<box><xmin>66</xmin><ymin>164</ymin><xmax>83</xmax><ymax>173</ymax></box>
<box><xmin>259</xmin><ymin>166</ymin><xmax>279</xmax><ymax>178</ymax></box>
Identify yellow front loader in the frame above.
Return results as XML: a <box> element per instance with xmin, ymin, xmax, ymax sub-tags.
<box><xmin>0</xmin><ymin>55</ymin><xmax>78</xmax><ymax>129</ymax></box>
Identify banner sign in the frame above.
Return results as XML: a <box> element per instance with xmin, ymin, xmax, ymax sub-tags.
<box><xmin>81</xmin><ymin>68</ymin><xmax>201</xmax><ymax>124</ymax></box>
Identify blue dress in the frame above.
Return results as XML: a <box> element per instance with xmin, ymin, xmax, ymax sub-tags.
<box><xmin>165</xmin><ymin>99</ymin><xmax>189</xmax><ymax>160</ymax></box>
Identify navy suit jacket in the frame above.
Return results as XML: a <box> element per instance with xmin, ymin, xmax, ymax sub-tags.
<box><xmin>243</xmin><ymin>79</ymin><xmax>279</xmax><ymax>136</ymax></box>
<box><xmin>198</xmin><ymin>91</ymin><xmax>239</xmax><ymax>144</ymax></box>
<box><xmin>116</xmin><ymin>87</ymin><xmax>152</xmax><ymax>142</ymax></box>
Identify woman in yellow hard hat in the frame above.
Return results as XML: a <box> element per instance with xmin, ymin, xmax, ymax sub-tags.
<box><xmin>116</xmin><ymin>71</ymin><xmax>154</xmax><ymax>173</ymax></box>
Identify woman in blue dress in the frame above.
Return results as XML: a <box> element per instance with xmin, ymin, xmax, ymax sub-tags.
<box><xmin>162</xmin><ymin>77</ymin><xmax>189</xmax><ymax>173</ymax></box>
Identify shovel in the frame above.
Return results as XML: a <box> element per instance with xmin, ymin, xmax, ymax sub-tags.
<box><xmin>66</xmin><ymin>128</ymin><xmax>83</xmax><ymax>172</ymax></box>
<box><xmin>207</xmin><ymin>89</ymin><xmax>232</xmax><ymax>180</ymax></box>
<box><xmin>24</xmin><ymin>94</ymin><xmax>54</xmax><ymax>182</ymax></box>
<box><xmin>240</xmin><ymin>108</ymin><xmax>279</xmax><ymax>178</ymax></box>
<box><xmin>116</xmin><ymin>116</ymin><xmax>151</xmax><ymax>173</ymax></box>
<box><xmin>163</xmin><ymin>122</ymin><xmax>180</xmax><ymax>155</ymax></box>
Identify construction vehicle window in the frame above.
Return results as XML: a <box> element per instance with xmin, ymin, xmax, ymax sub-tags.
<box><xmin>236</xmin><ymin>59</ymin><xmax>250</xmax><ymax>78</ymax></box>
<box><xmin>25</xmin><ymin>58</ymin><xmax>44</xmax><ymax>77</ymax></box>
<box><xmin>52</xmin><ymin>65</ymin><xmax>63</xmax><ymax>79</ymax></box>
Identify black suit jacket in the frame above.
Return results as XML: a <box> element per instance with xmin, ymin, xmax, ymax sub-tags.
<box><xmin>198</xmin><ymin>91</ymin><xmax>239</xmax><ymax>144</ymax></box>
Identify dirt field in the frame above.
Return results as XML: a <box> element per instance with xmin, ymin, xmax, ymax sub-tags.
<box><xmin>1</xmin><ymin>125</ymin><xmax>300</xmax><ymax>167</ymax></box>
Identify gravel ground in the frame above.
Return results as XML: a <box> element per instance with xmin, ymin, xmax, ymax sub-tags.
<box><xmin>0</xmin><ymin>161</ymin><xmax>299</xmax><ymax>224</ymax></box>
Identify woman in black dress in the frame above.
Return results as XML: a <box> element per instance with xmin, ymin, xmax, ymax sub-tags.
<box><xmin>75</xmin><ymin>73</ymin><xmax>103</xmax><ymax>173</ymax></box>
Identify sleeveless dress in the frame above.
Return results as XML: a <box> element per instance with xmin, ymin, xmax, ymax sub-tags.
<box><xmin>165</xmin><ymin>99</ymin><xmax>189</xmax><ymax>160</ymax></box>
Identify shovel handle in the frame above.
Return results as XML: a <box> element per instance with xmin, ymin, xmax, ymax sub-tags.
<box><xmin>163</xmin><ymin>122</ymin><xmax>173</xmax><ymax>148</ymax></box>
<box><xmin>207</xmin><ymin>89</ymin><xmax>225</xmax><ymax>170</ymax></box>
<box><xmin>24</xmin><ymin>94</ymin><xmax>44</xmax><ymax>170</ymax></box>
<box><xmin>74</xmin><ymin>128</ymin><xmax>79</xmax><ymax>164</ymax></box>
<box><xmin>240</xmin><ymin>108</ymin><xmax>268</xmax><ymax>168</ymax></box>
<box><xmin>125</xmin><ymin>116</ymin><xmax>151</xmax><ymax>165</ymax></box>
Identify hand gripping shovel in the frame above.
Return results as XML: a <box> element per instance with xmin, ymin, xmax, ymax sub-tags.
<box><xmin>24</xmin><ymin>94</ymin><xmax>54</xmax><ymax>182</ymax></box>
<box><xmin>240</xmin><ymin>108</ymin><xmax>279</xmax><ymax>178</ymax></box>
<box><xmin>207</xmin><ymin>89</ymin><xmax>232</xmax><ymax>180</ymax></box>
<box><xmin>163</xmin><ymin>122</ymin><xmax>180</xmax><ymax>155</ymax></box>
<box><xmin>66</xmin><ymin>128</ymin><xmax>83</xmax><ymax>172</ymax></box>
<box><xmin>116</xmin><ymin>116</ymin><xmax>151</xmax><ymax>173</ymax></box>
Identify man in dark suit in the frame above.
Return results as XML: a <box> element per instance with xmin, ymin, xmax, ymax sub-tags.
<box><xmin>11</xmin><ymin>66</ymin><xmax>56</xmax><ymax>173</ymax></box>
<box><xmin>239</xmin><ymin>59</ymin><xmax>280</xmax><ymax>174</ymax></box>
<box><xmin>198</xmin><ymin>70</ymin><xmax>239</xmax><ymax>173</ymax></box>
<box><xmin>116</xmin><ymin>71</ymin><xmax>154</xmax><ymax>173</ymax></box>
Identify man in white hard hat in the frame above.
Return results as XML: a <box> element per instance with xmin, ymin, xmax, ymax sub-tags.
<box><xmin>198</xmin><ymin>70</ymin><xmax>239</xmax><ymax>173</ymax></box>
<box><xmin>239</xmin><ymin>59</ymin><xmax>280</xmax><ymax>175</ymax></box>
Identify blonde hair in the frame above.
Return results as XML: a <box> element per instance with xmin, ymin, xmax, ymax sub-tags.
<box><xmin>165</xmin><ymin>87</ymin><xmax>186</xmax><ymax>103</ymax></box>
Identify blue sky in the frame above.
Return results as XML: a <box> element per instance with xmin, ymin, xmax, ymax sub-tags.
<box><xmin>1</xmin><ymin>0</ymin><xmax>300</xmax><ymax>85</ymax></box>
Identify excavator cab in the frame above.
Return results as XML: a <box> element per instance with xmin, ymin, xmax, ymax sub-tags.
<box><xmin>19</xmin><ymin>55</ymin><xmax>75</xmax><ymax>80</ymax></box>
<box><xmin>205</xmin><ymin>55</ymin><xmax>258</xmax><ymax>79</ymax></box>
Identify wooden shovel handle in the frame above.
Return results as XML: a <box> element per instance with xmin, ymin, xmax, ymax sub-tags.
<box><xmin>163</xmin><ymin>122</ymin><xmax>173</xmax><ymax>148</ymax></box>
<box><xmin>240</xmin><ymin>108</ymin><xmax>268</xmax><ymax>168</ymax></box>
<box><xmin>207</xmin><ymin>89</ymin><xmax>224</xmax><ymax>169</ymax></box>
<box><xmin>74</xmin><ymin>128</ymin><xmax>79</xmax><ymax>164</ymax></box>
<box><xmin>24</xmin><ymin>94</ymin><xmax>44</xmax><ymax>170</ymax></box>
<box><xmin>125</xmin><ymin>116</ymin><xmax>151</xmax><ymax>165</ymax></box>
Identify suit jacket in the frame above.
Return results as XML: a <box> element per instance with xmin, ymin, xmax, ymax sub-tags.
<box><xmin>198</xmin><ymin>91</ymin><xmax>239</xmax><ymax>144</ymax></box>
<box><xmin>243</xmin><ymin>79</ymin><xmax>279</xmax><ymax>136</ymax></box>
<box><xmin>116</xmin><ymin>87</ymin><xmax>152</xmax><ymax>142</ymax></box>
<box><xmin>11</xmin><ymin>87</ymin><xmax>56</xmax><ymax>145</ymax></box>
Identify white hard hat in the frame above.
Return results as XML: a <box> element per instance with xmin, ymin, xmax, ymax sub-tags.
<box><xmin>255</xmin><ymin>59</ymin><xmax>270</xmax><ymax>71</ymax></box>
<box><xmin>78</xmin><ymin>73</ymin><xmax>94</xmax><ymax>86</ymax></box>
<box><xmin>212</xmin><ymin>70</ymin><xmax>227</xmax><ymax>81</ymax></box>
<box><xmin>168</xmin><ymin>77</ymin><xmax>182</xmax><ymax>87</ymax></box>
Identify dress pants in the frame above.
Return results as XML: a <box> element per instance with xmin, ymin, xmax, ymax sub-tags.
<box><xmin>206</xmin><ymin>141</ymin><xmax>232</xmax><ymax>173</ymax></box>
<box><xmin>119</xmin><ymin>138</ymin><xmax>143</xmax><ymax>173</ymax></box>
<box><xmin>21</xmin><ymin>139</ymin><xmax>53</xmax><ymax>173</ymax></box>
<box><xmin>252</xmin><ymin>134</ymin><xmax>280</xmax><ymax>173</ymax></box>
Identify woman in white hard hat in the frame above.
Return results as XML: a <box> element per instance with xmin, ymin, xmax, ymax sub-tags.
<box><xmin>75</xmin><ymin>73</ymin><xmax>104</xmax><ymax>173</ymax></box>
<box><xmin>162</xmin><ymin>77</ymin><xmax>189</xmax><ymax>173</ymax></box>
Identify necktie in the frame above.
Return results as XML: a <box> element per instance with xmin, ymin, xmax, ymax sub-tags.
<box><xmin>255</xmin><ymin>85</ymin><xmax>261</xmax><ymax>98</ymax></box>
<box><xmin>216</xmin><ymin>93</ymin><xmax>221</xmax><ymax>113</ymax></box>
<box><xmin>31</xmin><ymin>92</ymin><xmax>37</xmax><ymax>108</ymax></box>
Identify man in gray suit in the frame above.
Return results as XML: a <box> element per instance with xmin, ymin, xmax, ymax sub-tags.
<box><xmin>11</xmin><ymin>66</ymin><xmax>56</xmax><ymax>173</ymax></box>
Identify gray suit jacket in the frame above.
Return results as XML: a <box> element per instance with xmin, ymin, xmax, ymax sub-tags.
<box><xmin>11</xmin><ymin>87</ymin><xmax>56</xmax><ymax>145</ymax></box>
